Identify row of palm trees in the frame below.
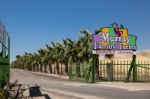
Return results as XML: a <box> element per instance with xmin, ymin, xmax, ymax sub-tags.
<box><xmin>11</xmin><ymin>29</ymin><xmax>92</xmax><ymax>75</ymax></box>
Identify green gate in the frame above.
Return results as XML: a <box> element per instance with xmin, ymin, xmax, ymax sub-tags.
<box><xmin>69</xmin><ymin>54</ymin><xmax>99</xmax><ymax>83</ymax></box>
<box><xmin>68</xmin><ymin>62</ymin><xmax>92</xmax><ymax>82</ymax></box>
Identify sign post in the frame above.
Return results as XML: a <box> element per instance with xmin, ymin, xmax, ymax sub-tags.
<box><xmin>91</xmin><ymin>54</ymin><xmax>96</xmax><ymax>83</ymax></box>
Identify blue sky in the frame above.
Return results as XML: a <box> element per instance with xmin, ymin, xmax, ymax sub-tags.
<box><xmin>0</xmin><ymin>0</ymin><xmax>150</xmax><ymax>61</ymax></box>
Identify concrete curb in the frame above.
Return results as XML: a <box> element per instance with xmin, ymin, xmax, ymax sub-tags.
<box><xmin>19</xmin><ymin>69</ymin><xmax>69</xmax><ymax>80</ymax></box>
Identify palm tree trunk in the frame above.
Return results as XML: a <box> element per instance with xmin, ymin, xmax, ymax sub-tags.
<box><xmin>40</xmin><ymin>65</ymin><xmax>43</xmax><ymax>72</ymax></box>
<box><xmin>35</xmin><ymin>65</ymin><xmax>37</xmax><ymax>72</ymax></box>
<box><xmin>37</xmin><ymin>64</ymin><xmax>40</xmax><ymax>72</ymax></box>
<box><xmin>76</xmin><ymin>61</ymin><xmax>80</xmax><ymax>77</ymax></box>
<box><xmin>65</xmin><ymin>62</ymin><xmax>68</xmax><ymax>75</ymax></box>
<box><xmin>32</xmin><ymin>65</ymin><xmax>35</xmax><ymax>71</ymax></box>
<box><xmin>54</xmin><ymin>63</ymin><xmax>56</xmax><ymax>74</ymax></box>
<box><xmin>31</xmin><ymin>65</ymin><xmax>34</xmax><ymax>71</ymax></box>
<box><xmin>23</xmin><ymin>65</ymin><xmax>25</xmax><ymax>70</ymax></box>
<box><xmin>61</xmin><ymin>63</ymin><xmax>63</xmax><ymax>75</ymax></box>
<box><xmin>49</xmin><ymin>64</ymin><xmax>52</xmax><ymax>73</ymax></box>
<box><xmin>44</xmin><ymin>65</ymin><xmax>47</xmax><ymax>73</ymax></box>
<box><xmin>56</xmin><ymin>62</ymin><xmax>60</xmax><ymax>74</ymax></box>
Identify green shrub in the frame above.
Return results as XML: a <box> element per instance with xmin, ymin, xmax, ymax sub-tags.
<box><xmin>0</xmin><ymin>90</ymin><xmax>6</xmax><ymax>99</ymax></box>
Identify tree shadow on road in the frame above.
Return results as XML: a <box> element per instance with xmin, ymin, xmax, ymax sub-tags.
<box><xmin>29</xmin><ymin>85</ymin><xmax>51</xmax><ymax>99</ymax></box>
<box><xmin>43</xmin><ymin>94</ymin><xmax>51</xmax><ymax>99</ymax></box>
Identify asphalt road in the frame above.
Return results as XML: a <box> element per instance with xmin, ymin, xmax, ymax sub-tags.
<box><xmin>10</xmin><ymin>69</ymin><xmax>150</xmax><ymax>99</ymax></box>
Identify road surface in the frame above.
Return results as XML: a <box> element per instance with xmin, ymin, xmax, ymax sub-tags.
<box><xmin>10</xmin><ymin>69</ymin><xmax>150</xmax><ymax>99</ymax></box>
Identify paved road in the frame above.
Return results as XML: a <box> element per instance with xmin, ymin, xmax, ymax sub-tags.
<box><xmin>10</xmin><ymin>69</ymin><xmax>150</xmax><ymax>99</ymax></box>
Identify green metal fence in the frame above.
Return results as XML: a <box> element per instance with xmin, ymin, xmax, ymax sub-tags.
<box><xmin>98</xmin><ymin>60</ymin><xmax>150</xmax><ymax>82</ymax></box>
<box><xmin>69</xmin><ymin>54</ymin><xmax>98</xmax><ymax>83</ymax></box>
<box><xmin>69</xmin><ymin>55</ymin><xmax>150</xmax><ymax>83</ymax></box>
<box><xmin>137</xmin><ymin>61</ymin><xmax>150</xmax><ymax>82</ymax></box>
<box><xmin>0</xmin><ymin>58</ymin><xmax>9</xmax><ymax>87</ymax></box>
<box><xmin>69</xmin><ymin>62</ymin><xmax>92</xmax><ymax>82</ymax></box>
<box><xmin>0</xmin><ymin>22</ymin><xmax>10</xmax><ymax>87</ymax></box>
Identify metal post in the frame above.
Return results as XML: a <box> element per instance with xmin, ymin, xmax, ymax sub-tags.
<box><xmin>107</xmin><ymin>61</ymin><xmax>113</xmax><ymax>81</ymax></box>
<box><xmin>8</xmin><ymin>33</ymin><xmax>10</xmax><ymax>84</ymax></box>
<box><xmin>126</xmin><ymin>55</ymin><xmax>137</xmax><ymax>82</ymax></box>
<box><xmin>132</xmin><ymin>55</ymin><xmax>137</xmax><ymax>82</ymax></box>
<box><xmin>91</xmin><ymin>54</ymin><xmax>96</xmax><ymax>83</ymax></box>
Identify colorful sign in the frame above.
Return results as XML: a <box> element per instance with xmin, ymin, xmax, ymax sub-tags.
<box><xmin>92</xmin><ymin>23</ymin><xmax>137</xmax><ymax>54</ymax></box>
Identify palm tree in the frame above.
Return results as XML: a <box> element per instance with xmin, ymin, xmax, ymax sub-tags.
<box><xmin>45</xmin><ymin>44</ymin><xmax>53</xmax><ymax>73</ymax></box>
<box><xmin>74</xmin><ymin>29</ymin><xmax>92</xmax><ymax>77</ymax></box>
<box><xmin>64</xmin><ymin>38</ymin><xmax>79</xmax><ymax>76</ymax></box>
<box><xmin>51</xmin><ymin>42</ymin><xmax>62</xmax><ymax>74</ymax></box>
<box><xmin>32</xmin><ymin>52</ymin><xmax>40</xmax><ymax>72</ymax></box>
<box><xmin>29</xmin><ymin>53</ymin><xmax>39</xmax><ymax>72</ymax></box>
<box><xmin>38</xmin><ymin>49</ymin><xmax>46</xmax><ymax>72</ymax></box>
<box><xmin>11</xmin><ymin>28</ymin><xmax>93</xmax><ymax>78</ymax></box>
<box><xmin>15</xmin><ymin>55</ymin><xmax>23</xmax><ymax>69</ymax></box>
<box><xmin>55</xmin><ymin>43</ymin><xmax>65</xmax><ymax>75</ymax></box>
<box><xmin>28</xmin><ymin>53</ymin><xmax>34</xmax><ymax>71</ymax></box>
<box><xmin>79</xmin><ymin>29</ymin><xmax>92</xmax><ymax>63</ymax></box>
<box><xmin>62</xmin><ymin>39</ymin><xmax>69</xmax><ymax>74</ymax></box>
<box><xmin>25</xmin><ymin>52</ymin><xmax>33</xmax><ymax>71</ymax></box>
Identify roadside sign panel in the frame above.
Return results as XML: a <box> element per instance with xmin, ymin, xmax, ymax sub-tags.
<box><xmin>92</xmin><ymin>23</ymin><xmax>137</xmax><ymax>54</ymax></box>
